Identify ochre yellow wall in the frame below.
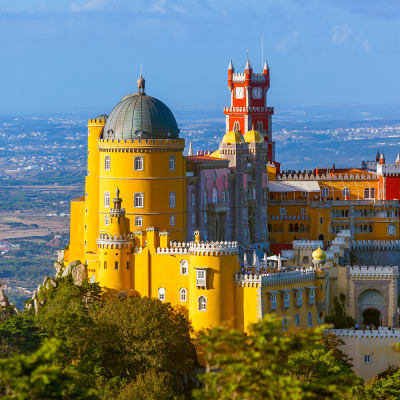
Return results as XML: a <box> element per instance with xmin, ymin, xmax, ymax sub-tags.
<box><xmin>65</xmin><ymin>197</ymin><xmax>85</xmax><ymax>264</ymax></box>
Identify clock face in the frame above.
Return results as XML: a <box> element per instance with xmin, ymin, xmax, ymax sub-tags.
<box><xmin>235</xmin><ymin>87</ymin><xmax>244</xmax><ymax>99</ymax></box>
<box><xmin>252</xmin><ymin>87</ymin><xmax>262</xmax><ymax>99</ymax></box>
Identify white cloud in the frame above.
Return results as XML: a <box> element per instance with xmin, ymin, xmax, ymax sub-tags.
<box><xmin>274</xmin><ymin>31</ymin><xmax>298</xmax><ymax>52</ymax></box>
<box><xmin>71</xmin><ymin>0</ymin><xmax>111</xmax><ymax>12</ymax></box>
<box><xmin>331</xmin><ymin>24</ymin><xmax>351</xmax><ymax>44</ymax></box>
<box><xmin>331</xmin><ymin>24</ymin><xmax>372</xmax><ymax>53</ymax></box>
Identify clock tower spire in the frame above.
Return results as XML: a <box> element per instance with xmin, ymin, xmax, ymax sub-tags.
<box><xmin>223</xmin><ymin>56</ymin><xmax>275</xmax><ymax>162</ymax></box>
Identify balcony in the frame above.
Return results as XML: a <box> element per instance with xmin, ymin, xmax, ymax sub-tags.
<box><xmin>208</xmin><ymin>202</ymin><xmax>229</xmax><ymax>213</ymax></box>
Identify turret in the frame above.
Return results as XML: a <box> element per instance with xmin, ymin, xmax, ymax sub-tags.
<box><xmin>97</xmin><ymin>188</ymin><xmax>133</xmax><ymax>291</ymax></box>
<box><xmin>228</xmin><ymin>60</ymin><xmax>234</xmax><ymax>89</ymax></box>
<box><xmin>244</xmin><ymin>58</ymin><xmax>252</xmax><ymax>85</ymax></box>
<box><xmin>396</xmin><ymin>153</ymin><xmax>400</xmax><ymax>165</ymax></box>
<box><xmin>380</xmin><ymin>152</ymin><xmax>385</xmax><ymax>165</ymax></box>
<box><xmin>376</xmin><ymin>149</ymin><xmax>381</xmax><ymax>163</ymax></box>
<box><xmin>263</xmin><ymin>59</ymin><xmax>270</xmax><ymax>86</ymax></box>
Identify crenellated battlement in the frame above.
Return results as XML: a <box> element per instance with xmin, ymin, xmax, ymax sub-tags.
<box><xmin>351</xmin><ymin>240</ymin><xmax>400</xmax><ymax>250</ymax></box>
<box><xmin>349</xmin><ymin>265</ymin><xmax>398</xmax><ymax>277</ymax></box>
<box><xmin>97</xmin><ymin>232</ymin><xmax>134</xmax><ymax>248</ymax></box>
<box><xmin>329</xmin><ymin>328</ymin><xmax>400</xmax><ymax>339</ymax></box>
<box><xmin>88</xmin><ymin>118</ymin><xmax>107</xmax><ymax>125</ymax></box>
<box><xmin>277</xmin><ymin>172</ymin><xmax>377</xmax><ymax>181</ymax></box>
<box><xmin>223</xmin><ymin>106</ymin><xmax>274</xmax><ymax>114</ymax></box>
<box><xmin>292</xmin><ymin>240</ymin><xmax>323</xmax><ymax>250</ymax></box>
<box><xmin>169</xmin><ymin>240</ymin><xmax>238</xmax><ymax>256</ymax></box>
<box><xmin>235</xmin><ymin>268</ymin><xmax>316</xmax><ymax>287</ymax></box>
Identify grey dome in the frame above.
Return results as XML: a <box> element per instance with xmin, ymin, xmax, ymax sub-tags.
<box><xmin>102</xmin><ymin>92</ymin><xmax>179</xmax><ymax>140</ymax></box>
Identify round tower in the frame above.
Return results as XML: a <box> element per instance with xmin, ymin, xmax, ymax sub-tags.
<box><xmin>98</xmin><ymin>75</ymin><xmax>186</xmax><ymax>242</ymax></box>
<box><xmin>188</xmin><ymin>236</ymin><xmax>240</xmax><ymax>331</ymax></box>
<box><xmin>97</xmin><ymin>188</ymin><xmax>133</xmax><ymax>291</ymax></box>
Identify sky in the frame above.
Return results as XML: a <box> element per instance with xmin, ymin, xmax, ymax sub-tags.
<box><xmin>1</xmin><ymin>0</ymin><xmax>400</xmax><ymax>115</ymax></box>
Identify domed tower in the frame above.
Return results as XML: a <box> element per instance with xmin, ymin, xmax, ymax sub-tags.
<box><xmin>97</xmin><ymin>188</ymin><xmax>133</xmax><ymax>291</ymax></box>
<box><xmin>98</xmin><ymin>75</ymin><xmax>186</xmax><ymax>242</ymax></box>
<box><xmin>312</xmin><ymin>246</ymin><xmax>328</xmax><ymax>323</ymax></box>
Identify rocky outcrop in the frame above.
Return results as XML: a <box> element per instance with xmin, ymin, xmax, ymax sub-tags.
<box><xmin>0</xmin><ymin>285</ymin><xmax>18</xmax><ymax>318</ymax></box>
<box><xmin>27</xmin><ymin>260</ymin><xmax>88</xmax><ymax>313</ymax></box>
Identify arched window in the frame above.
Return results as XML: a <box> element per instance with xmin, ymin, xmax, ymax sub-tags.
<box><xmin>180</xmin><ymin>260</ymin><xmax>189</xmax><ymax>275</ymax></box>
<box><xmin>233</xmin><ymin>121</ymin><xmax>240</xmax><ymax>132</ymax></box>
<box><xmin>135</xmin><ymin>216</ymin><xmax>143</xmax><ymax>227</ymax></box>
<box><xmin>289</xmin><ymin>223</ymin><xmax>294</xmax><ymax>233</ymax></box>
<box><xmin>169</xmin><ymin>155</ymin><xmax>175</xmax><ymax>171</ymax></box>
<box><xmin>213</xmin><ymin>171</ymin><xmax>217</xmax><ymax>182</ymax></box>
<box><xmin>134</xmin><ymin>156</ymin><xmax>144</xmax><ymax>171</ymax></box>
<box><xmin>268</xmin><ymin>223</ymin><xmax>272</xmax><ymax>232</ymax></box>
<box><xmin>203</xmin><ymin>189</ymin><xmax>208</xmax><ymax>204</ymax></box>
<box><xmin>104</xmin><ymin>156</ymin><xmax>111</xmax><ymax>171</ymax></box>
<box><xmin>322</xmin><ymin>187</ymin><xmax>329</xmax><ymax>198</ymax></box>
<box><xmin>307</xmin><ymin>311</ymin><xmax>312</xmax><ymax>327</ymax></box>
<box><xmin>104</xmin><ymin>192</ymin><xmax>110</xmax><ymax>207</ymax></box>
<box><xmin>169</xmin><ymin>192</ymin><xmax>176</xmax><ymax>208</ymax></box>
<box><xmin>134</xmin><ymin>193</ymin><xmax>144</xmax><ymax>208</ymax></box>
<box><xmin>342</xmin><ymin>187</ymin><xmax>350</xmax><ymax>199</ymax></box>
<box><xmin>388</xmin><ymin>224</ymin><xmax>396</xmax><ymax>235</ymax></box>
<box><xmin>294</xmin><ymin>223</ymin><xmax>299</xmax><ymax>232</ymax></box>
<box><xmin>179</xmin><ymin>288</ymin><xmax>187</xmax><ymax>302</ymax></box>
<box><xmin>256</xmin><ymin>121</ymin><xmax>263</xmax><ymax>131</ymax></box>
<box><xmin>299</xmin><ymin>223</ymin><xmax>305</xmax><ymax>232</ymax></box>
<box><xmin>198</xmin><ymin>296</ymin><xmax>207</xmax><ymax>311</ymax></box>
<box><xmin>170</xmin><ymin>215</ymin><xmax>175</xmax><ymax>226</ymax></box>
<box><xmin>212</xmin><ymin>187</ymin><xmax>218</xmax><ymax>204</ymax></box>
<box><xmin>191</xmin><ymin>192</ymin><xmax>195</xmax><ymax>206</ymax></box>
<box><xmin>295</xmin><ymin>312</ymin><xmax>300</xmax><ymax>327</ymax></box>
<box><xmin>158</xmin><ymin>287</ymin><xmax>165</xmax><ymax>301</ymax></box>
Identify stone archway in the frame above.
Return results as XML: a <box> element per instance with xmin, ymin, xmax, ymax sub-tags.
<box><xmin>358</xmin><ymin>289</ymin><xmax>386</xmax><ymax>328</ymax></box>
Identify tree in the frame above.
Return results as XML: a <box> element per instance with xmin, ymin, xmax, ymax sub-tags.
<box><xmin>0</xmin><ymin>312</ymin><xmax>42</xmax><ymax>358</ymax></box>
<box><xmin>193</xmin><ymin>315</ymin><xmax>360</xmax><ymax>400</ymax></box>
<box><xmin>35</xmin><ymin>276</ymin><xmax>102</xmax><ymax>367</ymax></box>
<box><xmin>116</xmin><ymin>370</ymin><xmax>181</xmax><ymax>400</ymax></box>
<box><xmin>90</xmin><ymin>296</ymin><xmax>196</xmax><ymax>396</ymax></box>
<box><xmin>325</xmin><ymin>294</ymin><xmax>355</xmax><ymax>329</ymax></box>
<box><xmin>0</xmin><ymin>338</ymin><xmax>98</xmax><ymax>399</ymax></box>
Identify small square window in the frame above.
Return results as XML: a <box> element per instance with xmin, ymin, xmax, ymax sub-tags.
<box><xmin>364</xmin><ymin>354</ymin><xmax>372</xmax><ymax>364</ymax></box>
<box><xmin>280</xmin><ymin>208</ymin><xmax>286</xmax><ymax>216</ymax></box>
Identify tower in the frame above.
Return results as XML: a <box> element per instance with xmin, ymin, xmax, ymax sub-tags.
<box><xmin>97</xmin><ymin>188</ymin><xmax>133</xmax><ymax>291</ymax></box>
<box><xmin>223</xmin><ymin>58</ymin><xmax>275</xmax><ymax>162</ymax></box>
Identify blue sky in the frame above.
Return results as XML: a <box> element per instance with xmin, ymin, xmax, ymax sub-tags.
<box><xmin>1</xmin><ymin>0</ymin><xmax>400</xmax><ymax>114</ymax></box>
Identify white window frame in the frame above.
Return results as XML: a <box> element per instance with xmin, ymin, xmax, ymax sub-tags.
<box><xmin>322</xmin><ymin>187</ymin><xmax>329</xmax><ymax>198</ymax></box>
<box><xmin>158</xmin><ymin>287</ymin><xmax>166</xmax><ymax>301</ymax></box>
<box><xmin>281</xmin><ymin>192</ymin><xmax>288</xmax><ymax>198</ymax></box>
<box><xmin>179</xmin><ymin>288</ymin><xmax>187</xmax><ymax>302</ymax></box>
<box><xmin>169</xmin><ymin>155</ymin><xmax>175</xmax><ymax>171</ymax></box>
<box><xmin>105</xmin><ymin>214</ymin><xmax>110</xmax><ymax>226</ymax></box>
<box><xmin>301</xmin><ymin>208</ymin><xmax>306</xmax><ymax>215</ymax></box>
<box><xmin>104</xmin><ymin>192</ymin><xmax>110</xmax><ymax>208</ymax></box>
<box><xmin>169</xmin><ymin>192</ymin><xmax>176</xmax><ymax>208</ymax></box>
<box><xmin>180</xmin><ymin>260</ymin><xmax>189</xmax><ymax>276</ymax></box>
<box><xmin>364</xmin><ymin>354</ymin><xmax>372</xmax><ymax>364</ymax></box>
<box><xmin>134</xmin><ymin>156</ymin><xmax>144</xmax><ymax>171</ymax></box>
<box><xmin>191</xmin><ymin>192</ymin><xmax>195</xmax><ymax>206</ymax></box>
<box><xmin>134</xmin><ymin>193</ymin><xmax>144</xmax><ymax>208</ymax></box>
<box><xmin>295</xmin><ymin>312</ymin><xmax>300</xmax><ymax>327</ymax></box>
<box><xmin>196</xmin><ymin>269</ymin><xmax>207</xmax><ymax>287</ymax></box>
<box><xmin>104</xmin><ymin>155</ymin><xmax>111</xmax><ymax>171</ymax></box>
<box><xmin>388</xmin><ymin>224</ymin><xmax>396</xmax><ymax>235</ymax></box>
<box><xmin>198</xmin><ymin>295</ymin><xmax>207</xmax><ymax>311</ymax></box>
<box><xmin>280</xmin><ymin>207</ymin><xmax>286</xmax><ymax>216</ymax></box>
<box><xmin>170</xmin><ymin>215</ymin><xmax>175</xmax><ymax>226</ymax></box>
<box><xmin>135</xmin><ymin>216</ymin><xmax>143</xmax><ymax>227</ymax></box>
<box><xmin>342</xmin><ymin>187</ymin><xmax>350</xmax><ymax>199</ymax></box>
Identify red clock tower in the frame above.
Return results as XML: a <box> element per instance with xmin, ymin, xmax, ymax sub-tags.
<box><xmin>224</xmin><ymin>58</ymin><xmax>275</xmax><ymax>162</ymax></box>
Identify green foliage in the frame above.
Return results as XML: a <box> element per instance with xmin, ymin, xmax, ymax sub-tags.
<box><xmin>363</xmin><ymin>368</ymin><xmax>400</xmax><ymax>400</ymax></box>
<box><xmin>325</xmin><ymin>295</ymin><xmax>356</xmax><ymax>329</ymax></box>
<box><xmin>116</xmin><ymin>370</ymin><xmax>182</xmax><ymax>400</ymax></box>
<box><xmin>0</xmin><ymin>312</ymin><xmax>42</xmax><ymax>358</ymax></box>
<box><xmin>90</xmin><ymin>296</ymin><xmax>196</xmax><ymax>396</ymax></box>
<box><xmin>0</xmin><ymin>338</ymin><xmax>98</xmax><ymax>399</ymax></box>
<box><xmin>193</xmin><ymin>315</ymin><xmax>360</xmax><ymax>400</ymax></box>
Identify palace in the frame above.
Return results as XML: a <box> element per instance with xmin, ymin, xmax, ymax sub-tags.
<box><xmin>61</xmin><ymin>58</ymin><xmax>400</xmax><ymax>377</ymax></box>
